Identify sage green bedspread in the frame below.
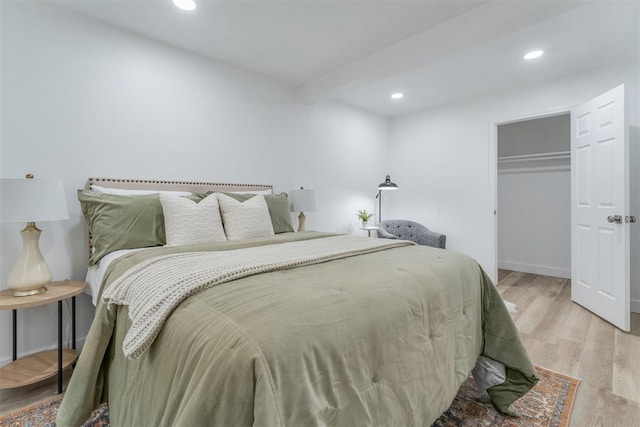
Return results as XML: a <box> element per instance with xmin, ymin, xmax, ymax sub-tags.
<box><xmin>57</xmin><ymin>232</ymin><xmax>537</xmax><ymax>427</ymax></box>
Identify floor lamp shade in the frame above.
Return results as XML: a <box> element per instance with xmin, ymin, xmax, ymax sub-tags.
<box><xmin>289</xmin><ymin>188</ymin><xmax>317</xmax><ymax>232</ymax></box>
<box><xmin>378</xmin><ymin>175</ymin><xmax>398</xmax><ymax>191</ymax></box>
<box><xmin>1</xmin><ymin>178</ymin><xmax>69</xmax><ymax>296</ymax></box>
<box><xmin>377</xmin><ymin>175</ymin><xmax>398</xmax><ymax>222</ymax></box>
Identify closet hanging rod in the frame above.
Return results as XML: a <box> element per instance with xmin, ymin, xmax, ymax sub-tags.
<box><xmin>498</xmin><ymin>151</ymin><xmax>570</xmax><ymax>163</ymax></box>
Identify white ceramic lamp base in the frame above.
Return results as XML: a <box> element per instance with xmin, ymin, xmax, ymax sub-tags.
<box><xmin>297</xmin><ymin>212</ymin><xmax>307</xmax><ymax>232</ymax></box>
<box><xmin>8</xmin><ymin>222</ymin><xmax>52</xmax><ymax>296</ymax></box>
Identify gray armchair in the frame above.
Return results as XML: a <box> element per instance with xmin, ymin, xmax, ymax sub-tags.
<box><xmin>377</xmin><ymin>220</ymin><xmax>446</xmax><ymax>249</ymax></box>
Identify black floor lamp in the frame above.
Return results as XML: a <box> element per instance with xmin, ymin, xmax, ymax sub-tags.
<box><xmin>377</xmin><ymin>175</ymin><xmax>398</xmax><ymax>223</ymax></box>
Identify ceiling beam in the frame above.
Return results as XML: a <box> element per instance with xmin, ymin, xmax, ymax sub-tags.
<box><xmin>298</xmin><ymin>0</ymin><xmax>584</xmax><ymax>103</ymax></box>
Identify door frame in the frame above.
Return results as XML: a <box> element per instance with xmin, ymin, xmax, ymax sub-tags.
<box><xmin>488</xmin><ymin>107</ymin><xmax>572</xmax><ymax>282</ymax></box>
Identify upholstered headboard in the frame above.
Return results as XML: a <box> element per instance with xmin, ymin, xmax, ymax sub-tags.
<box><xmin>85</xmin><ymin>177</ymin><xmax>273</xmax><ymax>194</ymax></box>
<box><xmin>83</xmin><ymin>177</ymin><xmax>274</xmax><ymax>258</ymax></box>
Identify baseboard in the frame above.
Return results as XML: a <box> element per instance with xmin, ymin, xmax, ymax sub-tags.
<box><xmin>0</xmin><ymin>336</ymin><xmax>86</xmax><ymax>368</ymax></box>
<box><xmin>498</xmin><ymin>260</ymin><xmax>571</xmax><ymax>279</ymax></box>
<box><xmin>632</xmin><ymin>298</ymin><xmax>640</xmax><ymax>314</ymax></box>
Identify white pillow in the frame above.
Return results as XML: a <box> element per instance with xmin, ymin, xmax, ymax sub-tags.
<box><xmin>217</xmin><ymin>193</ymin><xmax>275</xmax><ymax>240</ymax></box>
<box><xmin>159</xmin><ymin>193</ymin><xmax>226</xmax><ymax>246</ymax></box>
<box><xmin>91</xmin><ymin>185</ymin><xmax>192</xmax><ymax>197</ymax></box>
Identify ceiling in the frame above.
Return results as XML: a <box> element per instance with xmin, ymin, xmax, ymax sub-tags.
<box><xmin>56</xmin><ymin>0</ymin><xmax>640</xmax><ymax>116</ymax></box>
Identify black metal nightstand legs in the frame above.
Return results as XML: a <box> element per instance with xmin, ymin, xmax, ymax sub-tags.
<box><xmin>72</xmin><ymin>296</ymin><xmax>77</xmax><ymax>351</ymax></box>
<box><xmin>58</xmin><ymin>296</ymin><xmax>78</xmax><ymax>392</ymax></box>
<box><xmin>10</xmin><ymin>302</ymin><xmax>74</xmax><ymax>393</ymax></box>
<box><xmin>58</xmin><ymin>300</ymin><xmax>63</xmax><ymax>394</ymax></box>
<box><xmin>12</xmin><ymin>310</ymin><xmax>17</xmax><ymax>361</ymax></box>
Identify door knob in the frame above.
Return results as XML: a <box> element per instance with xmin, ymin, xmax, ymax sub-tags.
<box><xmin>626</xmin><ymin>216</ymin><xmax>637</xmax><ymax>224</ymax></box>
<box><xmin>607</xmin><ymin>215</ymin><xmax>622</xmax><ymax>224</ymax></box>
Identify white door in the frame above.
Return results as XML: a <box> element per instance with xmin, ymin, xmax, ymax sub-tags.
<box><xmin>571</xmin><ymin>84</ymin><xmax>630</xmax><ymax>331</ymax></box>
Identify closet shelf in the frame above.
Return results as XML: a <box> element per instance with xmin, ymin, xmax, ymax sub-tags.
<box><xmin>498</xmin><ymin>151</ymin><xmax>570</xmax><ymax>163</ymax></box>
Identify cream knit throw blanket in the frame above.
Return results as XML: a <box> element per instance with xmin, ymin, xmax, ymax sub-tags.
<box><xmin>102</xmin><ymin>235</ymin><xmax>414</xmax><ymax>359</ymax></box>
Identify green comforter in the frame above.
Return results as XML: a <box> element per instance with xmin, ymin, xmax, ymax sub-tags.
<box><xmin>57</xmin><ymin>232</ymin><xmax>537</xmax><ymax>426</ymax></box>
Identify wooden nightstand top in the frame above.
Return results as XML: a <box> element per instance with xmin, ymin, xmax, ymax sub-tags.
<box><xmin>0</xmin><ymin>281</ymin><xmax>85</xmax><ymax>311</ymax></box>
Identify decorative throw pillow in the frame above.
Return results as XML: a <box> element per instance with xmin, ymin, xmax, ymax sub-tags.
<box><xmin>78</xmin><ymin>190</ymin><xmax>167</xmax><ymax>265</ymax></box>
<box><xmin>219</xmin><ymin>193</ymin><xmax>294</xmax><ymax>234</ymax></box>
<box><xmin>159</xmin><ymin>193</ymin><xmax>226</xmax><ymax>246</ymax></box>
<box><xmin>217</xmin><ymin>193</ymin><xmax>275</xmax><ymax>240</ymax></box>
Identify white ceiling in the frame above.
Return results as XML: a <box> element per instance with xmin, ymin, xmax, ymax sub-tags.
<box><xmin>56</xmin><ymin>0</ymin><xmax>640</xmax><ymax>116</ymax></box>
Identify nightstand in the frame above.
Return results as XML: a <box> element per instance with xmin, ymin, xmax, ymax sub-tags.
<box><xmin>0</xmin><ymin>280</ymin><xmax>85</xmax><ymax>393</ymax></box>
<box><xmin>360</xmin><ymin>226</ymin><xmax>379</xmax><ymax>237</ymax></box>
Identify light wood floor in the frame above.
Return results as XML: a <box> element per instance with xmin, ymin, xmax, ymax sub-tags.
<box><xmin>0</xmin><ymin>369</ymin><xmax>72</xmax><ymax>414</ymax></box>
<box><xmin>2</xmin><ymin>270</ymin><xmax>639</xmax><ymax>426</ymax></box>
<box><xmin>498</xmin><ymin>269</ymin><xmax>640</xmax><ymax>427</ymax></box>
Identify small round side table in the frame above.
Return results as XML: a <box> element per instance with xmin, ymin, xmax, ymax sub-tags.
<box><xmin>0</xmin><ymin>280</ymin><xmax>85</xmax><ymax>393</ymax></box>
<box><xmin>360</xmin><ymin>226</ymin><xmax>379</xmax><ymax>237</ymax></box>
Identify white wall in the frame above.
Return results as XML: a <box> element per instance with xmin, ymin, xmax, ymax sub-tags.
<box><xmin>0</xmin><ymin>2</ymin><xmax>388</xmax><ymax>365</ymax></box>
<box><xmin>389</xmin><ymin>58</ymin><xmax>640</xmax><ymax>312</ymax></box>
<box><xmin>498</xmin><ymin>169</ymin><xmax>571</xmax><ymax>278</ymax></box>
<box><xmin>291</xmin><ymin>101</ymin><xmax>390</xmax><ymax>234</ymax></box>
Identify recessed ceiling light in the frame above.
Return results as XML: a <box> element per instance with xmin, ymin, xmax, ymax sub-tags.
<box><xmin>391</xmin><ymin>92</ymin><xmax>404</xmax><ymax>100</ymax></box>
<box><xmin>173</xmin><ymin>0</ymin><xmax>196</xmax><ymax>11</ymax></box>
<box><xmin>524</xmin><ymin>50</ymin><xmax>544</xmax><ymax>60</ymax></box>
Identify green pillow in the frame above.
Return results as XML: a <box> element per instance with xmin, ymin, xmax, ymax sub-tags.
<box><xmin>219</xmin><ymin>192</ymin><xmax>294</xmax><ymax>234</ymax></box>
<box><xmin>78</xmin><ymin>190</ymin><xmax>165</xmax><ymax>265</ymax></box>
<box><xmin>78</xmin><ymin>191</ymin><xmax>201</xmax><ymax>265</ymax></box>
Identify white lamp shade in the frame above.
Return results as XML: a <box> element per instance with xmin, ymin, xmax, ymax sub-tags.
<box><xmin>289</xmin><ymin>189</ymin><xmax>317</xmax><ymax>213</ymax></box>
<box><xmin>1</xmin><ymin>178</ymin><xmax>69</xmax><ymax>223</ymax></box>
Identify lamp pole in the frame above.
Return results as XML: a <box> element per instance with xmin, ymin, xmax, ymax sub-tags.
<box><xmin>377</xmin><ymin>175</ymin><xmax>398</xmax><ymax>224</ymax></box>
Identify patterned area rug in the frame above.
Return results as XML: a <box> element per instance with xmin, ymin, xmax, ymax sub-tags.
<box><xmin>433</xmin><ymin>366</ymin><xmax>580</xmax><ymax>427</ymax></box>
<box><xmin>0</xmin><ymin>366</ymin><xmax>578</xmax><ymax>427</ymax></box>
<box><xmin>0</xmin><ymin>396</ymin><xmax>108</xmax><ymax>427</ymax></box>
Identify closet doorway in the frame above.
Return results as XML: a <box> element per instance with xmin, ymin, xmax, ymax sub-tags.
<box><xmin>497</xmin><ymin>113</ymin><xmax>571</xmax><ymax>279</ymax></box>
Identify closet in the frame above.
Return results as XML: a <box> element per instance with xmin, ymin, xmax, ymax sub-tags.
<box><xmin>497</xmin><ymin>114</ymin><xmax>571</xmax><ymax>279</ymax></box>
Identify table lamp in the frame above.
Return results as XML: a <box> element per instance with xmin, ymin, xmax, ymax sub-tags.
<box><xmin>0</xmin><ymin>175</ymin><xmax>69</xmax><ymax>296</ymax></box>
<box><xmin>377</xmin><ymin>174</ymin><xmax>398</xmax><ymax>222</ymax></box>
<box><xmin>289</xmin><ymin>187</ymin><xmax>317</xmax><ymax>232</ymax></box>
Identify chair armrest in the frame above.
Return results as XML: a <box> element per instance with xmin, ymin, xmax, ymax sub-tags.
<box><xmin>416</xmin><ymin>230</ymin><xmax>446</xmax><ymax>249</ymax></box>
<box><xmin>376</xmin><ymin>227</ymin><xmax>397</xmax><ymax>239</ymax></box>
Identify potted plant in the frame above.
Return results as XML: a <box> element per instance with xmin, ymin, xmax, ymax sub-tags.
<box><xmin>357</xmin><ymin>209</ymin><xmax>375</xmax><ymax>228</ymax></box>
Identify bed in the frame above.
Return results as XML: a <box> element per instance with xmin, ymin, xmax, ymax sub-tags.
<box><xmin>57</xmin><ymin>178</ymin><xmax>537</xmax><ymax>427</ymax></box>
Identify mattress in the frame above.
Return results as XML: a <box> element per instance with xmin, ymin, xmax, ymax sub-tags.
<box><xmin>84</xmin><ymin>248</ymin><xmax>149</xmax><ymax>306</ymax></box>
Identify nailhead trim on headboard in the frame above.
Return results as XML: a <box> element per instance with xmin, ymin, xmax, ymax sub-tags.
<box><xmin>86</xmin><ymin>177</ymin><xmax>273</xmax><ymax>192</ymax></box>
